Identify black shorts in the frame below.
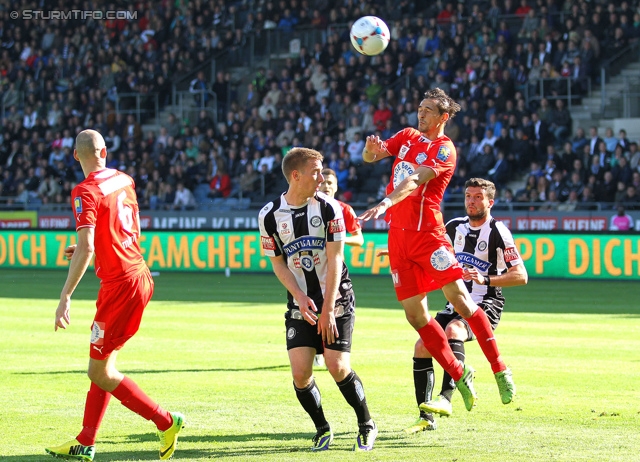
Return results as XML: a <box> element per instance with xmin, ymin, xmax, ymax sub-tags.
<box><xmin>435</xmin><ymin>301</ymin><xmax>502</xmax><ymax>342</ymax></box>
<box><xmin>285</xmin><ymin>314</ymin><xmax>355</xmax><ymax>354</ymax></box>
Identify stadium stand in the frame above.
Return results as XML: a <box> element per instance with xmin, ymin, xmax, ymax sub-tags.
<box><xmin>1</xmin><ymin>0</ymin><xmax>639</xmax><ymax>214</ymax></box>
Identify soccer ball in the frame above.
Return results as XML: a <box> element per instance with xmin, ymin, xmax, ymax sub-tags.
<box><xmin>350</xmin><ymin>16</ymin><xmax>390</xmax><ymax>56</ymax></box>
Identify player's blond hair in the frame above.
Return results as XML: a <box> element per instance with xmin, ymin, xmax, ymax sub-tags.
<box><xmin>465</xmin><ymin>178</ymin><xmax>496</xmax><ymax>200</ymax></box>
<box><xmin>424</xmin><ymin>88</ymin><xmax>461</xmax><ymax>120</ymax></box>
<box><xmin>282</xmin><ymin>147</ymin><xmax>324</xmax><ymax>182</ymax></box>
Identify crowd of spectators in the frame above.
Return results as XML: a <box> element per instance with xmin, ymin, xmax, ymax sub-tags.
<box><xmin>1</xmin><ymin>0</ymin><xmax>640</xmax><ymax>214</ymax></box>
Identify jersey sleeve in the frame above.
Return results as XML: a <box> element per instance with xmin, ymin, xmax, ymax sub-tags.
<box><xmin>71</xmin><ymin>185</ymin><xmax>98</xmax><ymax>231</ymax></box>
<box><xmin>258</xmin><ymin>202</ymin><xmax>281</xmax><ymax>257</ymax></box>
<box><xmin>341</xmin><ymin>203</ymin><xmax>361</xmax><ymax>234</ymax></box>
<box><xmin>324</xmin><ymin>197</ymin><xmax>345</xmax><ymax>243</ymax></box>
<box><xmin>384</xmin><ymin>128</ymin><xmax>411</xmax><ymax>157</ymax></box>
<box><xmin>495</xmin><ymin>221</ymin><xmax>523</xmax><ymax>268</ymax></box>
<box><xmin>420</xmin><ymin>139</ymin><xmax>456</xmax><ymax>178</ymax></box>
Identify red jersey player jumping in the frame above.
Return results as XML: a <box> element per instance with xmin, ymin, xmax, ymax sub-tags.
<box><xmin>46</xmin><ymin>130</ymin><xmax>184</xmax><ymax>461</ymax></box>
<box><xmin>358</xmin><ymin>88</ymin><xmax>516</xmax><ymax>415</ymax></box>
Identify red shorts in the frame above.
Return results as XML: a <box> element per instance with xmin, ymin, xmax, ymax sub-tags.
<box><xmin>388</xmin><ymin>227</ymin><xmax>463</xmax><ymax>301</ymax></box>
<box><xmin>90</xmin><ymin>269</ymin><xmax>154</xmax><ymax>360</ymax></box>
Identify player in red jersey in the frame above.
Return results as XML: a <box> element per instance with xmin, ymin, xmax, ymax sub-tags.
<box><xmin>358</xmin><ymin>89</ymin><xmax>516</xmax><ymax>415</ymax></box>
<box><xmin>319</xmin><ymin>168</ymin><xmax>364</xmax><ymax>247</ymax></box>
<box><xmin>46</xmin><ymin>130</ymin><xmax>184</xmax><ymax>462</ymax></box>
<box><xmin>312</xmin><ymin>167</ymin><xmax>364</xmax><ymax>369</ymax></box>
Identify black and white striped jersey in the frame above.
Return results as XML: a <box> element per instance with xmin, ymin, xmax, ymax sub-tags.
<box><xmin>259</xmin><ymin>192</ymin><xmax>355</xmax><ymax>317</ymax></box>
<box><xmin>441</xmin><ymin>215</ymin><xmax>523</xmax><ymax>319</ymax></box>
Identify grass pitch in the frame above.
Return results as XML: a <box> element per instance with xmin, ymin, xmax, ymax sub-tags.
<box><xmin>0</xmin><ymin>269</ymin><xmax>639</xmax><ymax>461</ymax></box>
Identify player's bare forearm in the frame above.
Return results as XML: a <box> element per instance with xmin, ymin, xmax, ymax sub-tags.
<box><xmin>494</xmin><ymin>264</ymin><xmax>528</xmax><ymax>287</ymax></box>
<box><xmin>344</xmin><ymin>231</ymin><xmax>364</xmax><ymax>247</ymax></box>
<box><xmin>358</xmin><ymin>167</ymin><xmax>436</xmax><ymax>222</ymax></box>
<box><xmin>269</xmin><ymin>256</ymin><xmax>318</xmax><ymax>324</ymax></box>
<box><xmin>60</xmin><ymin>229</ymin><xmax>94</xmax><ymax>300</ymax></box>
<box><xmin>389</xmin><ymin>166</ymin><xmax>435</xmax><ymax>204</ymax></box>
<box><xmin>321</xmin><ymin>241</ymin><xmax>343</xmax><ymax>314</ymax></box>
<box><xmin>319</xmin><ymin>242</ymin><xmax>342</xmax><ymax>343</ymax></box>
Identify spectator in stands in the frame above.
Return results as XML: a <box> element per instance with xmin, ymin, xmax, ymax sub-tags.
<box><xmin>603</xmin><ymin>127</ymin><xmax>618</xmax><ymax>152</ymax></box>
<box><xmin>239</xmin><ymin>163</ymin><xmax>259</xmax><ymax>199</ymax></box>
<box><xmin>557</xmin><ymin>190</ymin><xmax>579</xmax><ymax>211</ymax></box>
<box><xmin>622</xmin><ymin>185</ymin><xmax>640</xmax><ymax>210</ymax></box>
<box><xmin>189</xmin><ymin>71</ymin><xmax>210</xmax><ymax>107</ymax></box>
<box><xmin>540</xmin><ymin>190</ymin><xmax>560</xmax><ymax>211</ymax></box>
<box><xmin>610</xmin><ymin>205</ymin><xmax>634</xmax><ymax>231</ymax></box>
<box><xmin>208</xmin><ymin>163</ymin><xmax>232</xmax><ymax>199</ymax></box>
<box><xmin>173</xmin><ymin>182</ymin><xmax>196</xmax><ymax>210</ymax></box>
<box><xmin>549</xmin><ymin>99</ymin><xmax>572</xmax><ymax>144</ymax></box>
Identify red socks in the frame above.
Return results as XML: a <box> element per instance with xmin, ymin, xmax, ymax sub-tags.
<box><xmin>111</xmin><ymin>376</ymin><xmax>173</xmax><ymax>431</ymax></box>
<box><xmin>417</xmin><ymin>318</ymin><xmax>463</xmax><ymax>381</ymax></box>
<box><xmin>76</xmin><ymin>383</ymin><xmax>111</xmax><ymax>446</ymax></box>
<box><xmin>466</xmin><ymin>308</ymin><xmax>506</xmax><ymax>373</ymax></box>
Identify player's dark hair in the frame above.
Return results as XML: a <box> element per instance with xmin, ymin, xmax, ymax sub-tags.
<box><xmin>282</xmin><ymin>147</ymin><xmax>324</xmax><ymax>182</ymax></box>
<box><xmin>423</xmin><ymin>88</ymin><xmax>461</xmax><ymax>120</ymax></box>
<box><xmin>321</xmin><ymin>168</ymin><xmax>337</xmax><ymax>179</ymax></box>
<box><xmin>465</xmin><ymin>178</ymin><xmax>496</xmax><ymax>200</ymax></box>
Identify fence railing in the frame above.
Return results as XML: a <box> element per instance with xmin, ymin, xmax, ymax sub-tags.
<box><xmin>110</xmin><ymin>92</ymin><xmax>160</xmax><ymax>125</ymax></box>
<box><xmin>598</xmin><ymin>41</ymin><xmax>640</xmax><ymax>116</ymax></box>
<box><xmin>172</xmin><ymin>90</ymin><xmax>218</xmax><ymax>129</ymax></box>
<box><xmin>523</xmin><ymin>76</ymin><xmax>591</xmax><ymax>110</ymax></box>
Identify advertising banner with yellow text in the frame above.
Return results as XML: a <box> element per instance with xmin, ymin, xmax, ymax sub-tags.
<box><xmin>0</xmin><ymin>231</ymin><xmax>637</xmax><ymax>280</ymax></box>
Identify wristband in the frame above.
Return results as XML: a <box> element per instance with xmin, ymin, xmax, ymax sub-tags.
<box><xmin>484</xmin><ymin>275</ymin><xmax>491</xmax><ymax>286</ymax></box>
<box><xmin>380</xmin><ymin>197</ymin><xmax>392</xmax><ymax>210</ymax></box>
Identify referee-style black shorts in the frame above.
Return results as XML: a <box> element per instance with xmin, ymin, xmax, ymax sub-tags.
<box><xmin>285</xmin><ymin>314</ymin><xmax>355</xmax><ymax>353</ymax></box>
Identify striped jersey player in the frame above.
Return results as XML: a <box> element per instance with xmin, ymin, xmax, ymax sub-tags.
<box><xmin>258</xmin><ymin>147</ymin><xmax>377</xmax><ymax>452</ymax></box>
<box><xmin>258</xmin><ymin>190</ymin><xmax>355</xmax><ymax>318</ymax></box>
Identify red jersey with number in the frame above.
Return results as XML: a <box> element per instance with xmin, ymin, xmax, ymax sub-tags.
<box><xmin>338</xmin><ymin>200</ymin><xmax>361</xmax><ymax>235</ymax></box>
<box><xmin>71</xmin><ymin>168</ymin><xmax>146</xmax><ymax>283</ymax></box>
<box><xmin>384</xmin><ymin>128</ymin><xmax>457</xmax><ymax>233</ymax></box>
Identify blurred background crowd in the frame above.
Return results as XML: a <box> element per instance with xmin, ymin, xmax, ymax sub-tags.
<box><xmin>1</xmin><ymin>0</ymin><xmax>640</xmax><ymax>213</ymax></box>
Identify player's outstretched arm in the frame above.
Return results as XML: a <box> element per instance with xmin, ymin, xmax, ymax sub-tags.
<box><xmin>269</xmin><ymin>255</ymin><xmax>319</xmax><ymax>325</ymax></box>
<box><xmin>55</xmin><ymin>228</ymin><xmax>95</xmax><ymax>331</ymax></box>
<box><xmin>358</xmin><ymin>166</ymin><xmax>436</xmax><ymax>222</ymax></box>
<box><xmin>344</xmin><ymin>229</ymin><xmax>364</xmax><ymax>247</ymax></box>
<box><xmin>318</xmin><ymin>241</ymin><xmax>342</xmax><ymax>345</ymax></box>
<box><xmin>362</xmin><ymin>135</ymin><xmax>390</xmax><ymax>163</ymax></box>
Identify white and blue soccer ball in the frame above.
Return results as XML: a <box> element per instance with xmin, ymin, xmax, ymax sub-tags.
<box><xmin>350</xmin><ymin>16</ymin><xmax>390</xmax><ymax>56</ymax></box>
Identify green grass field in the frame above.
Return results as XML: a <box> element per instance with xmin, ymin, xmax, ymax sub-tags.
<box><xmin>1</xmin><ymin>269</ymin><xmax>639</xmax><ymax>461</ymax></box>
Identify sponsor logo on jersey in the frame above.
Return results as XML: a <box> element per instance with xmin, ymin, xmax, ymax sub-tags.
<box><xmin>261</xmin><ymin>236</ymin><xmax>276</xmax><ymax>251</ymax></box>
<box><xmin>392</xmin><ymin>161</ymin><xmax>415</xmax><ymax>188</ymax></box>
<box><xmin>455</xmin><ymin>232</ymin><xmax>464</xmax><ymax>246</ymax></box>
<box><xmin>310</xmin><ymin>216</ymin><xmax>322</xmax><ymax>227</ymax></box>
<box><xmin>415</xmin><ymin>152</ymin><xmax>427</xmax><ymax>164</ymax></box>
<box><xmin>391</xmin><ymin>270</ymin><xmax>401</xmax><ymax>287</ymax></box>
<box><xmin>399</xmin><ymin>142</ymin><xmax>411</xmax><ymax>159</ymax></box>
<box><xmin>430</xmin><ymin>248</ymin><xmax>454</xmax><ymax>271</ymax></box>
<box><xmin>279</xmin><ymin>222</ymin><xmax>291</xmax><ymax>235</ymax></box>
<box><xmin>74</xmin><ymin>197</ymin><xmax>82</xmax><ymax>213</ymax></box>
<box><xmin>478</xmin><ymin>240</ymin><xmax>487</xmax><ymax>251</ymax></box>
<box><xmin>456</xmin><ymin>252</ymin><xmax>491</xmax><ymax>272</ymax></box>
<box><xmin>504</xmin><ymin>246</ymin><xmax>519</xmax><ymax>262</ymax></box>
<box><xmin>90</xmin><ymin>321</ymin><xmax>105</xmax><ymax>345</ymax></box>
<box><xmin>300</xmin><ymin>255</ymin><xmax>315</xmax><ymax>271</ymax></box>
<box><xmin>329</xmin><ymin>218</ymin><xmax>345</xmax><ymax>233</ymax></box>
<box><xmin>436</xmin><ymin>145</ymin><xmax>450</xmax><ymax>162</ymax></box>
<box><xmin>283</xmin><ymin>236</ymin><xmax>326</xmax><ymax>257</ymax></box>
<box><xmin>287</xmin><ymin>327</ymin><xmax>296</xmax><ymax>339</ymax></box>
<box><xmin>294</xmin><ymin>212</ymin><xmax>305</xmax><ymax>218</ymax></box>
